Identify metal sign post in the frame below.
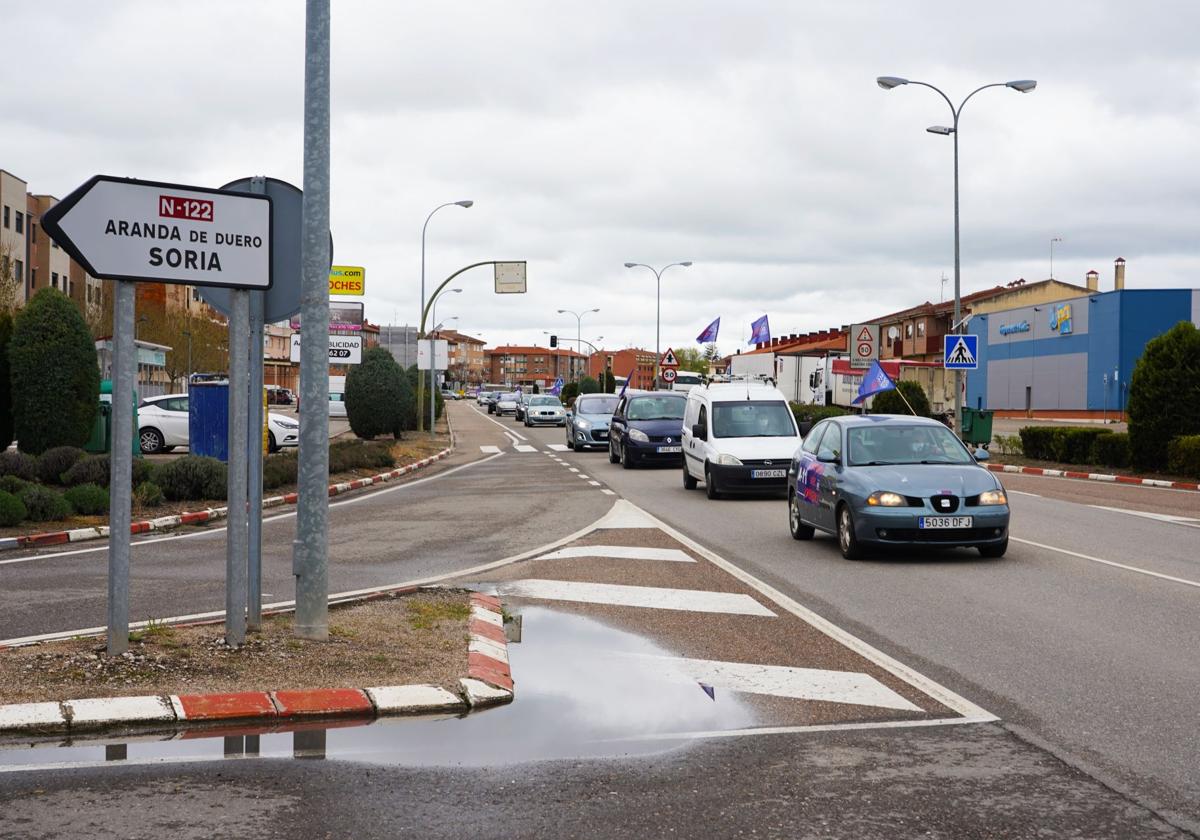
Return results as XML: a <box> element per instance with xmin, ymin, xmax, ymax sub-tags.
<box><xmin>107</xmin><ymin>281</ymin><xmax>136</xmax><ymax>656</ymax></box>
<box><xmin>247</xmin><ymin>288</ymin><xmax>265</xmax><ymax>630</ymax></box>
<box><xmin>226</xmin><ymin>290</ymin><xmax>250</xmax><ymax>647</ymax></box>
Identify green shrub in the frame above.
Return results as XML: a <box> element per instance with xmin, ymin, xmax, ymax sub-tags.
<box><xmin>37</xmin><ymin>446</ymin><xmax>87</xmax><ymax>485</ymax></box>
<box><xmin>1090</xmin><ymin>432</ymin><xmax>1130</xmax><ymax>468</ymax></box>
<box><xmin>1051</xmin><ymin>428</ymin><xmax>1112</xmax><ymax>464</ymax></box>
<box><xmin>1018</xmin><ymin>427</ymin><xmax>1058</xmax><ymax>460</ymax></box>
<box><xmin>63</xmin><ymin>483</ymin><xmax>109</xmax><ymax>515</ymax></box>
<box><xmin>0</xmin><ymin>450</ymin><xmax>37</xmax><ymax>481</ymax></box>
<box><xmin>9</xmin><ymin>288</ymin><xmax>100</xmax><ymax>455</ymax></box>
<box><xmin>328</xmin><ymin>440</ymin><xmax>396</xmax><ymax>474</ymax></box>
<box><xmin>1128</xmin><ymin>321</ymin><xmax>1200</xmax><ymax>470</ymax></box>
<box><xmin>790</xmin><ymin>403</ymin><xmax>852</xmax><ymax>436</ymax></box>
<box><xmin>132</xmin><ymin>458</ymin><xmax>157</xmax><ymax>486</ymax></box>
<box><xmin>0</xmin><ymin>490</ymin><xmax>26</xmax><ymax>527</ymax></box>
<box><xmin>561</xmin><ymin>383</ymin><xmax>580</xmax><ymax>405</ymax></box>
<box><xmin>19</xmin><ymin>485</ymin><xmax>72</xmax><ymax>522</ymax></box>
<box><xmin>347</xmin><ymin>347</ymin><xmax>408</xmax><ymax>440</ymax></box>
<box><xmin>262</xmin><ymin>452</ymin><xmax>299</xmax><ymax>490</ymax></box>
<box><xmin>62</xmin><ymin>455</ymin><xmax>110</xmax><ymax>487</ymax></box>
<box><xmin>578</xmin><ymin>376</ymin><xmax>600</xmax><ymax>395</ymax></box>
<box><xmin>870</xmin><ymin>380</ymin><xmax>932</xmax><ymax>417</ymax></box>
<box><xmin>1166</xmin><ymin>435</ymin><xmax>1200</xmax><ymax>479</ymax></box>
<box><xmin>0</xmin><ymin>312</ymin><xmax>14</xmax><ymax>450</ymax></box>
<box><xmin>992</xmin><ymin>434</ymin><xmax>1023</xmax><ymax>456</ymax></box>
<box><xmin>156</xmin><ymin>456</ymin><xmax>228</xmax><ymax>501</ymax></box>
<box><xmin>134</xmin><ymin>480</ymin><xmax>165</xmax><ymax>507</ymax></box>
<box><xmin>0</xmin><ymin>475</ymin><xmax>30</xmax><ymax>495</ymax></box>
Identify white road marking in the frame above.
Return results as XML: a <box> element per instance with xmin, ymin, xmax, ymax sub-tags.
<box><xmin>612</xmin><ymin>714</ymin><xmax>998</xmax><ymax>744</ymax></box>
<box><xmin>1087</xmin><ymin>505</ymin><xmax>1200</xmax><ymax>528</ymax></box>
<box><xmin>536</xmin><ymin>545</ymin><xmax>695</xmax><ymax>563</ymax></box>
<box><xmin>514</xmin><ymin>444</ymin><xmax>538</xmax><ymax>453</ymax></box>
<box><xmin>594</xmin><ymin>502</ymin><xmax>658</xmax><ymax>529</ymax></box>
<box><xmin>479</xmin><ymin>445</ymin><xmax>502</xmax><ymax>454</ymax></box>
<box><xmin>495</xmin><ymin>579</ymin><xmax>776</xmax><ymax>616</ymax></box>
<box><xmin>504</xmin><ymin>431</ymin><xmax>521</xmax><ymax>446</ymax></box>
<box><xmin>1008</xmin><ymin>490</ymin><xmax>1041</xmax><ymax>498</ymax></box>
<box><xmin>601</xmin><ymin>489</ymin><xmax>616</xmax><ymax>496</ymax></box>
<box><xmin>568</xmin><ymin>467</ymin><xmax>580</xmax><ymax>473</ymax></box>
<box><xmin>578</xmin><ymin>474</ymin><xmax>590</xmax><ymax>479</ymax></box>
<box><xmin>548</xmin><ymin>444</ymin><xmax>570</xmax><ymax>452</ymax></box>
<box><xmin>1012</xmin><ymin>537</ymin><xmax>1200</xmax><ymax>590</ymax></box>
<box><xmin>588</xmin><ymin>481</ymin><xmax>602</xmax><ymax>486</ymax></box>
<box><xmin>638</xmin><ymin>655</ymin><xmax>921</xmax><ymax>711</ymax></box>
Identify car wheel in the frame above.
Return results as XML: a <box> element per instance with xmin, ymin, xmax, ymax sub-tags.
<box><xmin>609</xmin><ymin>441</ymin><xmax>620</xmax><ymax>464</ymax></box>
<box><xmin>621</xmin><ymin>442</ymin><xmax>635</xmax><ymax>470</ymax></box>
<box><xmin>978</xmin><ymin>538</ymin><xmax>1008</xmax><ymax>558</ymax></box>
<box><xmin>789</xmin><ymin>490</ymin><xmax>815</xmax><ymax>541</ymax></box>
<box><xmin>683</xmin><ymin>462</ymin><xmax>698</xmax><ymax>490</ymax></box>
<box><xmin>704</xmin><ymin>465</ymin><xmax>721</xmax><ymax>500</ymax></box>
<box><xmin>837</xmin><ymin>504</ymin><xmax>863</xmax><ymax>560</ymax></box>
<box><xmin>139</xmin><ymin>428</ymin><xmax>164</xmax><ymax>455</ymax></box>
<box><xmin>268</xmin><ymin>431</ymin><xmax>279</xmax><ymax>454</ymax></box>
<box><xmin>566</xmin><ymin>433</ymin><xmax>576</xmax><ymax>451</ymax></box>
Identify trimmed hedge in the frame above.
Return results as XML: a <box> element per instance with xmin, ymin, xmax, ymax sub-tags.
<box><xmin>156</xmin><ymin>456</ymin><xmax>228</xmax><ymax>501</ymax></box>
<box><xmin>1019</xmin><ymin>426</ymin><xmax>1113</xmax><ymax>464</ymax></box>
<box><xmin>870</xmin><ymin>381</ymin><xmax>932</xmax><ymax>417</ymax></box>
<box><xmin>37</xmin><ymin>446</ymin><xmax>87</xmax><ymax>485</ymax></box>
<box><xmin>0</xmin><ymin>490</ymin><xmax>26</xmax><ymax>527</ymax></box>
<box><xmin>134</xmin><ymin>480</ymin><xmax>164</xmax><ymax>507</ymax></box>
<box><xmin>0</xmin><ymin>312</ymin><xmax>14</xmax><ymax>450</ymax></box>
<box><xmin>1128</xmin><ymin>321</ymin><xmax>1200</xmax><ymax>470</ymax></box>
<box><xmin>346</xmin><ymin>347</ymin><xmax>408</xmax><ymax>440</ymax></box>
<box><xmin>262</xmin><ymin>452</ymin><xmax>299</xmax><ymax>490</ymax></box>
<box><xmin>0</xmin><ymin>475</ymin><xmax>30</xmax><ymax>496</ymax></box>
<box><xmin>328</xmin><ymin>440</ymin><xmax>396</xmax><ymax>474</ymax></box>
<box><xmin>63</xmin><ymin>483</ymin><xmax>110</xmax><ymax>515</ymax></box>
<box><xmin>0</xmin><ymin>450</ymin><xmax>38</xmax><ymax>481</ymax></box>
<box><xmin>19</xmin><ymin>485</ymin><xmax>72</xmax><ymax>522</ymax></box>
<box><xmin>1090</xmin><ymin>433</ymin><xmax>1130</xmax><ymax>469</ymax></box>
<box><xmin>1167</xmin><ymin>435</ymin><xmax>1200</xmax><ymax>479</ymax></box>
<box><xmin>61</xmin><ymin>455</ymin><xmax>156</xmax><ymax>488</ymax></box>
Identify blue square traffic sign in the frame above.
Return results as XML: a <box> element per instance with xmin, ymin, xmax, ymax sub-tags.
<box><xmin>944</xmin><ymin>334</ymin><xmax>979</xmax><ymax>370</ymax></box>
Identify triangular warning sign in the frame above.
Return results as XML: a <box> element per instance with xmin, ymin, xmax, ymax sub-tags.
<box><xmin>660</xmin><ymin>348</ymin><xmax>679</xmax><ymax>367</ymax></box>
<box><xmin>856</xmin><ymin>326</ymin><xmax>874</xmax><ymax>342</ymax></box>
<box><xmin>946</xmin><ymin>337</ymin><xmax>976</xmax><ymax>366</ymax></box>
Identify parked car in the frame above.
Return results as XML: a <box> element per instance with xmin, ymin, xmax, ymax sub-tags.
<box><xmin>681</xmin><ymin>380</ymin><xmax>800</xmax><ymax>498</ymax></box>
<box><xmin>495</xmin><ymin>392</ymin><xmax>521</xmax><ymax>417</ymax></box>
<box><xmin>138</xmin><ymin>394</ymin><xmax>300</xmax><ymax>454</ymax></box>
<box><xmin>328</xmin><ymin>391</ymin><xmax>347</xmax><ymax>418</ymax></box>
<box><xmin>523</xmin><ymin>395</ymin><xmax>566</xmax><ymax>427</ymax></box>
<box><xmin>266</xmin><ymin>386</ymin><xmax>294</xmax><ymax>405</ymax></box>
<box><xmin>608</xmin><ymin>390</ymin><xmax>688</xmax><ymax>468</ymax></box>
<box><xmin>441</xmin><ymin>389</ymin><xmax>460</xmax><ymax>401</ymax></box>
<box><xmin>565</xmin><ymin>393</ymin><xmax>620</xmax><ymax>450</ymax></box>
<box><xmin>787</xmin><ymin>415</ymin><xmax>1009</xmax><ymax>559</ymax></box>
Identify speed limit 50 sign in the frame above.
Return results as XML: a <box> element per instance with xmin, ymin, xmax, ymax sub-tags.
<box><xmin>850</xmin><ymin>323</ymin><xmax>879</xmax><ymax>370</ymax></box>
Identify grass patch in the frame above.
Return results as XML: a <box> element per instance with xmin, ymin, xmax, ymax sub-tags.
<box><xmin>407</xmin><ymin>600</ymin><xmax>470</xmax><ymax>630</ymax></box>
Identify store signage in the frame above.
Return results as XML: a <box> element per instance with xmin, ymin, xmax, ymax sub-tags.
<box><xmin>289</xmin><ymin>333</ymin><xmax>363</xmax><ymax>364</ymax></box>
<box><xmin>999</xmin><ymin>320</ymin><xmax>1031</xmax><ymax>336</ymax></box>
<box><xmin>290</xmin><ymin>300</ymin><xmax>364</xmax><ymax>331</ymax></box>
<box><xmin>1049</xmin><ymin>303</ymin><xmax>1073</xmax><ymax>335</ymax></box>
<box><xmin>329</xmin><ymin>265</ymin><xmax>365</xmax><ymax>295</ymax></box>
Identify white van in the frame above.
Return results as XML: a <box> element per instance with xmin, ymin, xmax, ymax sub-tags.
<box><xmin>681</xmin><ymin>381</ymin><xmax>800</xmax><ymax>499</ymax></box>
<box><xmin>669</xmin><ymin>371</ymin><xmax>704</xmax><ymax>393</ymax></box>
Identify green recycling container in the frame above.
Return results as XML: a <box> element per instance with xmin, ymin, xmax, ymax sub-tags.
<box><xmin>84</xmin><ymin>402</ymin><xmax>112</xmax><ymax>454</ymax></box>
<box><xmin>960</xmin><ymin>406</ymin><xmax>994</xmax><ymax>447</ymax></box>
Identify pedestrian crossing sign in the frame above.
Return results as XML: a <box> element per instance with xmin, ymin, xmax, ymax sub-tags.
<box><xmin>943</xmin><ymin>334</ymin><xmax>979</xmax><ymax>370</ymax></box>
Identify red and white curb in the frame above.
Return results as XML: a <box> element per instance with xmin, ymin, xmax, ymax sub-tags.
<box><xmin>0</xmin><ymin>594</ymin><xmax>512</xmax><ymax>735</ymax></box>
<box><xmin>0</xmin><ymin>447</ymin><xmax>454</xmax><ymax>553</ymax></box>
<box><xmin>987</xmin><ymin>462</ymin><xmax>1199</xmax><ymax>492</ymax></box>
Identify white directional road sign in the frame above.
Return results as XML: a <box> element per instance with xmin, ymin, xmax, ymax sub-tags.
<box><xmin>494</xmin><ymin>261</ymin><xmax>528</xmax><ymax>294</ymax></box>
<box><xmin>850</xmin><ymin>324</ymin><xmax>879</xmax><ymax>370</ymax></box>
<box><xmin>41</xmin><ymin>175</ymin><xmax>272</xmax><ymax>289</ymax></box>
<box><xmin>290</xmin><ymin>333</ymin><xmax>363</xmax><ymax>365</ymax></box>
<box><xmin>944</xmin><ymin>334</ymin><xmax>979</xmax><ymax>370</ymax></box>
<box><xmin>659</xmin><ymin>348</ymin><xmax>680</xmax><ymax>368</ymax></box>
<box><xmin>417</xmin><ymin>339</ymin><xmax>450</xmax><ymax>371</ymax></box>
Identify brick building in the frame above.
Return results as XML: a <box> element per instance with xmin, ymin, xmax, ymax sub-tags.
<box><xmin>585</xmin><ymin>347</ymin><xmax>657</xmax><ymax>390</ymax></box>
<box><xmin>485</xmin><ymin>345</ymin><xmax>584</xmax><ymax>388</ymax></box>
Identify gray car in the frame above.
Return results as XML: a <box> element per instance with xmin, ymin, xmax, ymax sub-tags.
<box><xmin>787</xmin><ymin>415</ymin><xmax>1010</xmax><ymax>559</ymax></box>
<box><xmin>565</xmin><ymin>393</ymin><xmax>620</xmax><ymax>450</ymax></box>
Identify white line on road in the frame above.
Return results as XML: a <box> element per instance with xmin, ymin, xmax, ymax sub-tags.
<box><xmin>601</xmin><ymin>489</ymin><xmax>616</xmax><ymax>496</ymax></box>
<box><xmin>547</xmin><ymin>444</ymin><xmax>570</xmax><ymax>452</ymax></box>
<box><xmin>1012</xmin><ymin>537</ymin><xmax>1200</xmax><ymax>590</ymax></box>
<box><xmin>1008</xmin><ymin>490</ymin><xmax>1041</xmax><ymax>498</ymax></box>
<box><xmin>536</xmin><ymin>545</ymin><xmax>696</xmax><ymax>563</ymax></box>
<box><xmin>578</xmin><ymin>474</ymin><xmax>589</xmax><ymax>479</ymax></box>
<box><xmin>472</xmin><ymin>404</ymin><xmax>528</xmax><ymax>440</ymax></box>
<box><xmin>514</xmin><ymin>444</ymin><xmax>538</xmax><ymax>453</ymax></box>
<box><xmin>1087</xmin><ymin>504</ymin><xmax>1200</xmax><ymax>528</ymax></box>
<box><xmin>588</xmin><ymin>481</ymin><xmax>601</xmax><ymax>486</ymax></box>
<box><xmin>479</xmin><ymin>445</ymin><xmax>502</xmax><ymax>454</ymax></box>
<box><xmin>495</xmin><ymin>579</ymin><xmax>777</xmax><ymax>616</ymax></box>
<box><xmin>568</xmin><ymin>467</ymin><xmax>580</xmax><ymax>473</ymax></box>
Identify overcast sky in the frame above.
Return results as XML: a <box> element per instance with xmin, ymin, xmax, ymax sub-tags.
<box><xmin>5</xmin><ymin>1</ymin><xmax>1200</xmax><ymax>358</ymax></box>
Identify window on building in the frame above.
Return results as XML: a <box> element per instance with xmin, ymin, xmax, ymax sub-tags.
<box><xmin>14</xmin><ymin>212</ymin><xmax>23</xmax><ymax>234</ymax></box>
<box><xmin>29</xmin><ymin>222</ymin><xmax>36</xmax><ymax>243</ymax></box>
<box><xmin>905</xmin><ymin>323</ymin><xmax>913</xmax><ymax>339</ymax></box>
<box><xmin>916</xmin><ymin>320</ymin><xmax>925</xmax><ymax>337</ymax></box>
<box><xmin>14</xmin><ymin>260</ymin><xmax>23</xmax><ymax>282</ymax></box>
<box><xmin>30</xmin><ymin>268</ymin><xmax>36</xmax><ymax>287</ymax></box>
<box><xmin>2</xmin><ymin>205</ymin><xmax>8</xmax><ymax>228</ymax></box>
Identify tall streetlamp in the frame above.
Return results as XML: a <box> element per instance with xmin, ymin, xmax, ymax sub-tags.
<box><xmin>876</xmin><ymin>75</ymin><xmax>1036</xmax><ymax>435</ymax></box>
<box><xmin>419</xmin><ymin>200</ymin><xmax>473</xmax><ymax>433</ymax></box>
<box><xmin>1050</xmin><ymin>236</ymin><xmax>1062</xmax><ymax>280</ymax></box>
<box><xmin>557</xmin><ymin>307</ymin><xmax>599</xmax><ymax>384</ymax></box>
<box><xmin>428</xmin><ymin>286</ymin><xmax>462</xmax><ymax>435</ymax></box>
<box><xmin>623</xmin><ymin>261</ymin><xmax>692</xmax><ymax>384</ymax></box>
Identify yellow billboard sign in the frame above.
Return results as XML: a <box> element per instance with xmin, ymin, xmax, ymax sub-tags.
<box><xmin>329</xmin><ymin>265</ymin><xmax>366</xmax><ymax>296</ymax></box>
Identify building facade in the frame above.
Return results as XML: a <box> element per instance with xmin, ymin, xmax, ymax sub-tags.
<box><xmin>585</xmin><ymin>347</ymin><xmax>656</xmax><ymax>390</ymax></box>
<box><xmin>429</xmin><ymin>328</ymin><xmax>487</xmax><ymax>385</ymax></box>
<box><xmin>485</xmin><ymin>345</ymin><xmax>584</xmax><ymax>387</ymax></box>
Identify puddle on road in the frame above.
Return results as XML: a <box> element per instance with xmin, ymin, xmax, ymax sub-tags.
<box><xmin>0</xmin><ymin>608</ymin><xmax>754</xmax><ymax>770</ymax></box>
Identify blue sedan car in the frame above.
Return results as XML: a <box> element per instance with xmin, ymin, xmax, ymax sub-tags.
<box><xmin>607</xmin><ymin>390</ymin><xmax>687</xmax><ymax>468</ymax></box>
<box><xmin>565</xmin><ymin>393</ymin><xmax>620</xmax><ymax>451</ymax></box>
<box><xmin>787</xmin><ymin>415</ymin><xmax>1010</xmax><ymax>559</ymax></box>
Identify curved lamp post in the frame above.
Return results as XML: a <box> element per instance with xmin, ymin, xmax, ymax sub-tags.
<box><xmin>623</xmin><ymin>261</ymin><xmax>692</xmax><ymax>384</ymax></box>
<box><xmin>418</xmin><ymin>200</ymin><xmax>472</xmax><ymax>434</ymax></box>
<box><xmin>876</xmin><ymin>76</ymin><xmax>1035</xmax><ymax>434</ymax></box>
<box><xmin>428</xmin><ymin>288</ymin><xmax>462</xmax><ymax>435</ymax></box>
<box><xmin>556</xmin><ymin>308</ymin><xmax>599</xmax><ymax>384</ymax></box>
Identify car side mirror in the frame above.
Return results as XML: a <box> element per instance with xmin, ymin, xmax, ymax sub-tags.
<box><xmin>691</xmin><ymin>423</ymin><xmax>707</xmax><ymax>441</ymax></box>
<box><xmin>817</xmin><ymin>448</ymin><xmax>840</xmax><ymax>464</ymax></box>
<box><xmin>973</xmin><ymin>448</ymin><xmax>990</xmax><ymax>462</ymax></box>
<box><xmin>565</xmin><ymin>410</ymin><xmax>573</xmax><ymax>418</ymax></box>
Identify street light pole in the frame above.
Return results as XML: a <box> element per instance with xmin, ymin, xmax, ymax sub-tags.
<box><xmin>428</xmin><ymin>288</ymin><xmax>462</xmax><ymax>436</ymax></box>
<box><xmin>1050</xmin><ymin>236</ymin><xmax>1062</xmax><ymax>280</ymax></box>
<box><xmin>876</xmin><ymin>76</ymin><xmax>1036</xmax><ymax>436</ymax></box>
<box><xmin>556</xmin><ymin>308</ymin><xmax>599</xmax><ymax>384</ymax></box>
<box><xmin>419</xmin><ymin>199</ymin><xmax>472</xmax><ymax>432</ymax></box>
<box><xmin>623</xmin><ymin>261</ymin><xmax>692</xmax><ymax>385</ymax></box>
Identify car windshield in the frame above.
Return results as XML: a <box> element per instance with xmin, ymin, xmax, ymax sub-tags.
<box><xmin>627</xmin><ymin>395</ymin><xmax>686</xmax><ymax>421</ymax></box>
<box><xmin>530</xmin><ymin>396</ymin><xmax>561</xmax><ymax>407</ymax></box>
<box><xmin>847</xmin><ymin>424</ymin><xmax>974</xmax><ymax>466</ymax></box>
<box><xmin>711</xmin><ymin>401</ymin><xmax>797</xmax><ymax>438</ymax></box>
<box><xmin>576</xmin><ymin>396</ymin><xmax>618</xmax><ymax>415</ymax></box>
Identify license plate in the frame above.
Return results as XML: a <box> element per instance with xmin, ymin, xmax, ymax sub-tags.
<box><xmin>657</xmin><ymin>445</ymin><xmax>682</xmax><ymax>453</ymax></box>
<box><xmin>751</xmin><ymin>469</ymin><xmax>786</xmax><ymax>479</ymax></box>
<box><xmin>919</xmin><ymin>516</ymin><xmax>972</xmax><ymax>529</ymax></box>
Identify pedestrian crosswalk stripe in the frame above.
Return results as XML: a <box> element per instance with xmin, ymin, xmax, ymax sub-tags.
<box><xmin>637</xmin><ymin>655</ymin><xmax>921</xmax><ymax>711</ymax></box>
<box><xmin>578</xmin><ymin>474</ymin><xmax>589</xmax><ymax>479</ymax></box>
<box><xmin>496</xmin><ymin>579</ymin><xmax>776</xmax><ymax>616</ymax></box>
<box><xmin>537</xmin><ymin>545</ymin><xmax>695</xmax><ymax>563</ymax></box>
<box><xmin>479</xmin><ymin>445</ymin><xmax>502</xmax><ymax>454</ymax></box>
<box><xmin>514</xmin><ymin>444</ymin><xmax>538</xmax><ymax>453</ymax></box>
<box><xmin>547</xmin><ymin>444</ymin><xmax>570</xmax><ymax>452</ymax></box>
<box><xmin>588</xmin><ymin>480</ymin><xmax>601</xmax><ymax>486</ymax></box>
<box><xmin>601</xmin><ymin>489</ymin><xmax>616</xmax><ymax>496</ymax></box>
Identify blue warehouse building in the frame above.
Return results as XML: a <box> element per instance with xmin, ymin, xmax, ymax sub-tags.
<box><xmin>967</xmin><ymin>286</ymin><xmax>1200</xmax><ymax>416</ymax></box>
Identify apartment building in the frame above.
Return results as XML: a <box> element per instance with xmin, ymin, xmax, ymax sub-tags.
<box><xmin>485</xmin><ymin>345</ymin><xmax>584</xmax><ymax>387</ymax></box>
<box><xmin>585</xmin><ymin>347</ymin><xmax>657</xmax><ymax>390</ymax></box>
<box><xmin>0</xmin><ymin>169</ymin><xmax>28</xmax><ymax>306</ymax></box>
<box><xmin>429</xmin><ymin>328</ymin><xmax>487</xmax><ymax>384</ymax></box>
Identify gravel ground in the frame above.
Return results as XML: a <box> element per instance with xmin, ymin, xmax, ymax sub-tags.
<box><xmin>0</xmin><ymin>588</ymin><xmax>470</xmax><ymax>704</ymax></box>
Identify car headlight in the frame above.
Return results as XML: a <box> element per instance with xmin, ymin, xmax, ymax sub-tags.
<box><xmin>575</xmin><ymin>418</ymin><xmax>591</xmax><ymax>430</ymax></box>
<box><xmin>274</xmin><ymin>418</ymin><xmax>299</xmax><ymax>429</ymax></box>
<box><xmin>867</xmin><ymin>491</ymin><xmax>906</xmax><ymax>507</ymax></box>
<box><xmin>977</xmin><ymin>489</ymin><xmax>1008</xmax><ymax>505</ymax></box>
<box><xmin>629</xmin><ymin>429</ymin><xmax>650</xmax><ymax>443</ymax></box>
<box><xmin>717</xmin><ymin>454</ymin><xmax>742</xmax><ymax>466</ymax></box>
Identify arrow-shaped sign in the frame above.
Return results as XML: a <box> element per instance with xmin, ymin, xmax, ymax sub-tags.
<box><xmin>659</xmin><ymin>347</ymin><xmax>680</xmax><ymax>368</ymax></box>
<box><xmin>40</xmin><ymin>175</ymin><xmax>273</xmax><ymax>290</ymax></box>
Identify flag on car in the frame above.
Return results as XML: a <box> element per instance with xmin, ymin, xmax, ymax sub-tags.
<box><xmin>748</xmin><ymin>315</ymin><xmax>770</xmax><ymax>345</ymax></box>
<box><xmin>852</xmin><ymin>360</ymin><xmax>896</xmax><ymax>405</ymax></box>
<box><xmin>696</xmin><ymin>317</ymin><xmax>720</xmax><ymax>344</ymax></box>
<box><xmin>618</xmin><ymin>367</ymin><xmax>635</xmax><ymax>398</ymax></box>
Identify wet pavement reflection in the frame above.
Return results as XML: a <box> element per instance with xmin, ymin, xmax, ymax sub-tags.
<box><xmin>0</xmin><ymin>608</ymin><xmax>755</xmax><ymax>770</ymax></box>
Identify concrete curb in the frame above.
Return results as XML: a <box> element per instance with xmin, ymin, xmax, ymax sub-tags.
<box><xmin>0</xmin><ymin>445</ymin><xmax>454</xmax><ymax>553</ymax></box>
<box><xmin>0</xmin><ymin>594</ymin><xmax>512</xmax><ymax>736</ymax></box>
<box><xmin>987</xmin><ymin>462</ymin><xmax>1200</xmax><ymax>492</ymax></box>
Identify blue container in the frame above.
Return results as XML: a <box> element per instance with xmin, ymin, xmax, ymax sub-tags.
<box><xmin>189</xmin><ymin>381</ymin><xmax>230</xmax><ymax>461</ymax></box>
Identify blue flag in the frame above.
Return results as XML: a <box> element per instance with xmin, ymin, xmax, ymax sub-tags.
<box><xmin>749</xmin><ymin>315</ymin><xmax>770</xmax><ymax>345</ymax></box>
<box><xmin>549</xmin><ymin>376</ymin><xmax>564</xmax><ymax>396</ymax></box>
<box><xmin>618</xmin><ymin>367</ymin><xmax>635</xmax><ymax>398</ymax></box>
<box><xmin>696</xmin><ymin>317</ymin><xmax>720</xmax><ymax>344</ymax></box>
<box><xmin>852</xmin><ymin>360</ymin><xmax>895</xmax><ymax>405</ymax></box>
